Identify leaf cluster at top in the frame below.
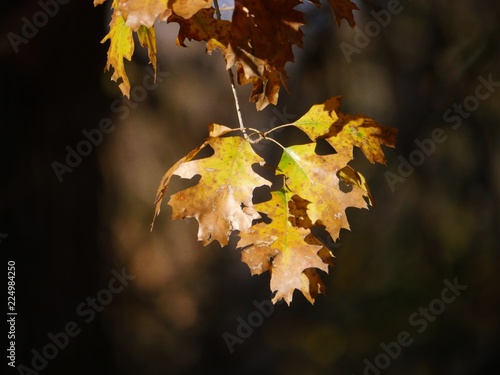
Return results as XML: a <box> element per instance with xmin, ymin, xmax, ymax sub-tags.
<box><xmin>95</xmin><ymin>0</ymin><xmax>360</xmax><ymax>109</ymax></box>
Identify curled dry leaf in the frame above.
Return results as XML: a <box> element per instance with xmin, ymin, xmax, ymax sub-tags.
<box><xmin>100</xmin><ymin>7</ymin><xmax>134</xmax><ymax>97</ymax></box>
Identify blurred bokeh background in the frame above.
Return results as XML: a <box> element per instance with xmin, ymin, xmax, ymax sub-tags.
<box><xmin>1</xmin><ymin>0</ymin><xmax>499</xmax><ymax>374</ymax></box>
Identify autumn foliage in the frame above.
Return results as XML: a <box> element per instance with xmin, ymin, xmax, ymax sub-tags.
<box><xmin>95</xmin><ymin>0</ymin><xmax>397</xmax><ymax>304</ymax></box>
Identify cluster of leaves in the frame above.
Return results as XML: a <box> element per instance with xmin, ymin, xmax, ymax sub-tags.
<box><xmin>152</xmin><ymin>97</ymin><xmax>396</xmax><ymax>304</ymax></box>
<box><xmin>95</xmin><ymin>0</ymin><xmax>359</xmax><ymax>109</ymax></box>
<box><xmin>95</xmin><ymin>0</ymin><xmax>398</xmax><ymax>304</ymax></box>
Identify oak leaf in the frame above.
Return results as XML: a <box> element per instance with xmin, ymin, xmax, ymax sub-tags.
<box><xmin>137</xmin><ymin>25</ymin><xmax>158</xmax><ymax>74</ymax></box>
<box><xmin>292</xmin><ymin>96</ymin><xmax>398</xmax><ymax>164</ymax></box>
<box><xmin>167</xmin><ymin>134</ymin><xmax>272</xmax><ymax>246</ymax></box>
<box><xmin>289</xmin><ymin>194</ymin><xmax>335</xmax><ymax>303</ymax></box>
<box><xmin>171</xmin><ymin>0</ymin><xmax>213</xmax><ymax>20</ymax></box>
<box><xmin>96</xmin><ymin>0</ymin><xmax>213</xmax><ymax>96</ymax></box>
<box><xmin>310</xmin><ymin>0</ymin><xmax>358</xmax><ymax>27</ymax></box>
<box><xmin>237</xmin><ymin>188</ymin><xmax>328</xmax><ymax>305</ymax></box>
<box><xmin>327</xmin><ymin>0</ymin><xmax>358</xmax><ymax>27</ymax></box>
<box><xmin>226</xmin><ymin>0</ymin><xmax>304</xmax><ymax>110</ymax></box>
<box><xmin>151</xmin><ymin>97</ymin><xmax>397</xmax><ymax>305</ymax></box>
<box><xmin>169</xmin><ymin>8</ymin><xmax>231</xmax><ymax>54</ymax></box>
<box><xmin>288</xmin><ymin>194</ymin><xmax>335</xmax><ymax>269</ymax></box>
<box><xmin>152</xmin><ymin>144</ymin><xmax>205</xmax><ymax>227</ymax></box>
<box><xmin>110</xmin><ymin>0</ymin><xmax>211</xmax><ymax>30</ymax></box>
<box><xmin>337</xmin><ymin>165</ymin><xmax>374</xmax><ymax>206</ymax></box>
<box><xmin>277</xmin><ymin>142</ymin><xmax>369</xmax><ymax>241</ymax></box>
<box><xmin>323</xmin><ymin>114</ymin><xmax>398</xmax><ymax>164</ymax></box>
<box><xmin>98</xmin><ymin>0</ymin><xmax>159</xmax><ymax>97</ymax></box>
<box><xmin>100</xmin><ymin>3</ymin><xmax>135</xmax><ymax>98</ymax></box>
<box><xmin>116</xmin><ymin>0</ymin><xmax>171</xmax><ymax>30</ymax></box>
<box><xmin>152</xmin><ymin>123</ymin><xmax>235</xmax><ymax>228</ymax></box>
<box><xmin>236</xmin><ymin>67</ymin><xmax>284</xmax><ymax>112</ymax></box>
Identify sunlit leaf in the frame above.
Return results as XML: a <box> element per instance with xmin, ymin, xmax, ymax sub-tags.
<box><xmin>167</xmin><ymin>135</ymin><xmax>272</xmax><ymax>246</ymax></box>
<box><xmin>238</xmin><ymin>188</ymin><xmax>328</xmax><ymax>305</ymax></box>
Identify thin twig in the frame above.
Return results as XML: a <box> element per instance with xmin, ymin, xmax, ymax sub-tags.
<box><xmin>213</xmin><ymin>0</ymin><xmax>248</xmax><ymax>139</ymax></box>
<box><xmin>228</xmin><ymin>69</ymin><xmax>248</xmax><ymax>139</ymax></box>
<box><xmin>214</xmin><ymin>0</ymin><xmax>222</xmax><ymax>18</ymax></box>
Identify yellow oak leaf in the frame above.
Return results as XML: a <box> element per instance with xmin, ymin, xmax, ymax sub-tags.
<box><xmin>337</xmin><ymin>165</ymin><xmax>374</xmax><ymax>206</ymax></box>
<box><xmin>168</xmin><ymin>135</ymin><xmax>272</xmax><ymax>246</ymax></box>
<box><xmin>98</xmin><ymin>0</ymin><xmax>212</xmax><ymax>31</ymax></box>
<box><xmin>98</xmin><ymin>0</ymin><xmax>159</xmax><ymax>97</ymax></box>
<box><xmin>101</xmin><ymin>3</ymin><xmax>134</xmax><ymax>98</ymax></box>
<box><xmin>292</xmin><ymin>96</ymin><xmax>397</xmax><ymax>164</ymax></box>
<box><xmin>152</xmin><ymin>142</ymin><xmax>205</xmax><ymax>229</ymax></box>
<box><xmin>290</xmin><ymin>195</ymin><xmax>335</xmax><ymax>303</ymax></box>
<box><xmin>277</xmin><ymin>142</ymin><xmax>369</xmax><ymax>241</ymax></box>
<box><xmin>207</xmin><ymin>123</ymin><xmax>234</xmax><ymax>137</ymax></box>
<box><xmin>137</xmin><ymin>25</ymin><xmax>157</xmax><ymax>75</ymax></box>
<box><xmin>293</xmin><ymin>96</ymin><xmax>342</xmax><ymax>140</ymax></box>
<box><xmin>324</xmin><ymin>113</ymin><xmax>398</xmax><ymax>164</ymax></box>
<box><xmin>238</xmin><ymin>188</ymin><xmax>328</xmax><ymax>305</ymax></box>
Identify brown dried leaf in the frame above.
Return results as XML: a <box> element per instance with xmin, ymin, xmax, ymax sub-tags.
<box><xmin>169</xmin><ymin>7</ymin><xmax>231</xmax><ymax>54</ymax></box>
<box><xmin>226</xmin><ymin>0</ymin><xmax>304</xmax><ymax>110</ymax></box>
<box><xmin>327</xmin><ymin>0</ymin><xmax>358</xmax><ymax>27</ymax></box>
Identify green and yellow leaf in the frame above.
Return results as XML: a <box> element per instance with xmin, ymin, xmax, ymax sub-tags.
<box><xmin>277</xmin><ymin>142</ymin><xmax>369</xmax><ymax>241</ymax></box>
<box><xmin>101</xmin><ymin>3</ymin><xmax>134</xmax><ymax>98</ymax></box>
<box><xmin>168</xmin><ymin>135</ymin><xmax>272</xmax><ymax>246</ymax></box>
<box><xmin>292</xmin><ymin>96</ymin><xmax>398</xmax><ymax>164</ymax></box>
<box><xmin>238</xmin><ymin>188</ymin><xmax>328</xmax><ymax>305</ymax></box>
<box><xmin>137</xmin><ymin>25</ymin><xmax>158</xmax><ymax>76</ymax></box>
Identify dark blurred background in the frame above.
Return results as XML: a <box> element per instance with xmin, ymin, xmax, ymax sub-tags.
<box><xmin>1</xmin><ymin>1</ymin><xmax>499</xmax><ymax>374</ymax></box>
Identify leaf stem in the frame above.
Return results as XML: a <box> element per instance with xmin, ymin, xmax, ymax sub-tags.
<box><xmin>263</xmin><ymin>122</ymin><xmax>295</xmax><ymax>137</ymax></box>
<box><xmin>213</xmin><ymin>0</ymin><xmax>248</xmax><ymax>139</ymax></box>
<box><xmin>262</xmin><ymin>135</ymin><xmax>286</xmax><ymax>151</ymax></box>
<box><xmin>229</xmin><ymin>68</ymin><xmax>248</xmax><ymax>138</ymax></box>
